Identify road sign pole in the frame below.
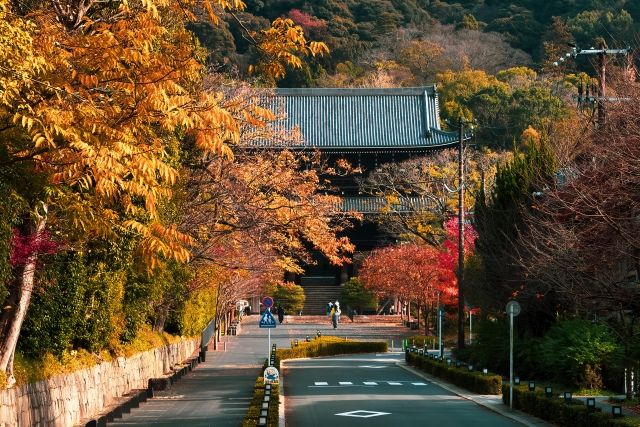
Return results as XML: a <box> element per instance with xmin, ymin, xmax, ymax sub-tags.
<box><xmin>268</xmin><ymin>325</ymin><xmax>271</xmax><ymax>362</ymax></box>
<box><xmin>509</xmin><ymin>310</ymin><xmax>514</xmax><ymax>410</ymax></box>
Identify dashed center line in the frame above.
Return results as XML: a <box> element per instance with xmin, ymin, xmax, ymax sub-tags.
<box><xmin>311</xmin><ymin>381</ymin><xmax>428</xmax><ymax>387</ymax></box>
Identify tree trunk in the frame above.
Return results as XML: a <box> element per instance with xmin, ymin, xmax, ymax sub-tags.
<box><xmin>0</xmin><ymin>213</ymin><xmax>47</xmax><ymax>386</ymax></box>
<box><xmin>153</xmin><ymin>306</ymin><xmax>169</xmax><ymax>333</ymax></box>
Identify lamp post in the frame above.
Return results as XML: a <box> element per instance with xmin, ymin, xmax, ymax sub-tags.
<box><xmin>506</xmin><ymin>300</ymin><xmax>521</xmax><ymax>410</ymax></box>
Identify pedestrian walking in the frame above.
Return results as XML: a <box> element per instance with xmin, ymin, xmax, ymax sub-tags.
<box><xmin>331</xmin><ymin>301</ymin><xmax>341</xmax><ymax>329</ymax></box>
<box><xmin>326</xmin><ymin>301</ymin><xmax>333</xmax><ymax>316</ymax></box>
<box><xmin>277</xmin><ymin>305</ymin><xmax>285</xmax><ymax>324</ymax></box>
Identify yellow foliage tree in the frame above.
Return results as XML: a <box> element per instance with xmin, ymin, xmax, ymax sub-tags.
<box><xmin>0</xmin><ymin>0</ymin><xmax>329</xmax><ymax>384</ymax></box>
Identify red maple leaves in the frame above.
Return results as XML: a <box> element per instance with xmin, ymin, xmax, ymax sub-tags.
<box><xmin>359</xmin><ymin>218</ymin><xmax>477</xmax><ymax>309</ymax></box>
<box><xmin>9</xmin><ymin>228</ymin><xmax>58</xmax><ymax>267</ymax></box>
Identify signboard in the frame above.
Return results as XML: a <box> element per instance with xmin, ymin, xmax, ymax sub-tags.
<box><xmin>264</xmin><ymin>366</ymin><xmax>279</xmax><ymax>384</ymax></box>
<box><xmin>262</xmin><ymin>296</ymin><xmax>274</xmax><ymax>309</ymax></box>
<box><xmin>259</xmin><ymin>310</ymin><xmax>277</xmax><ymax>328</ymax></box>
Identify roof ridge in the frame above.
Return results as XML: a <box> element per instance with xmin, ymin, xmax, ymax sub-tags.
<box><xmin>273</xmin><ymin>87</ymin><xmax>436</xmax><ymax>96</ymax></box>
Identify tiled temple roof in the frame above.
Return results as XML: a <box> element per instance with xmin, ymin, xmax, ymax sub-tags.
<box><xmin>257</xmin><ymin>87</ymin><xmax>459</xmax><ymax>150</ymax></box>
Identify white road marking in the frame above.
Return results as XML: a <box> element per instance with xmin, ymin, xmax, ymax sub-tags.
<box><xmin>387</xmin><ymin>382</ymin><xmax>402</xmax><ymax>385</ymax></box>
<box><xmin>358</xmin><ymin>365</ymin><xmax>386</xmax><ymax>369</ymax></box>
<box><xmin>339</xmin><ymin>381</ymin><xmax>353</xmax><ymax>385</ymax></box>
<box><xmin>335</xmin><ymin>410</ymin><xmax>391</xmax><ymax>418</ymax></box>
<box><xmin>412</xmin><ymin>382</ymin><xmax>427</xmax><ymax>386</ymax></box>
<box><xmin>363</xmin><ymin>381</ymin><xmax>378</xmax><ymax>386</ymax></box>
<box><xmin>314</xmin><ymin>381</ymin><xmax>328</xmax><ymax>386</ymax></box>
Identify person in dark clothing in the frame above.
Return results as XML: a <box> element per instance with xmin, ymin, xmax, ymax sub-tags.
<box><xmin>277</xmin><ymin>306</ymin><xmax>285</xmax><ymax>324</ymax></box>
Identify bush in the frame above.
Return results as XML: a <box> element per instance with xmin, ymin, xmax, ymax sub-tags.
<box><xmin>503</xmin><ymin>384</ymin><xmax>640</xmax><ymax>426</ymax></box>
<box><xmin>530</xmin><ymin>319</ymin><xmax>618</xmax><ymax>389</ymax></box>
<box><xmin>267</xmin><ymin>282</ymin><xmax>305</xmax><ymax>314</ymax></box>
<box><xmin>406</xmin><ymin>351</ymin><xmax>502</xmax><ymax>394</ymax></box>
<box><xmin>274</xmin><ymin>336</ymin><xmax>387</xmax><ymax>367</ymax></box>
<box><xmin>339</xmin><ymin>278</ymin><xmax>377</xmax><ymax>312</ymax></box>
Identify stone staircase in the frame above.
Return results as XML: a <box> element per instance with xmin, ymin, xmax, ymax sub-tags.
<box><xmin>301</xmin><ymin>284</ymin><xmax>342</xmax><ymax>315</ymax></box>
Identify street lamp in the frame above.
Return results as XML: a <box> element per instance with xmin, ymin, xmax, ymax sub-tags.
<box><xmin>507</xmin><ymin>300</ymin><xmax>522</xmax><ymax>409</ymax></box>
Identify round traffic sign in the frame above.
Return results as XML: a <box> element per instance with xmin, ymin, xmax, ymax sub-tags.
<box><xmin>506</xmin><ymin>300</ymin><xmax>521</xmax><ymax>316</ymax></box>
<box><xmin>262</xmin><ymin>296</ymin><xmax>274</xmax><ymax>308</ymax></box>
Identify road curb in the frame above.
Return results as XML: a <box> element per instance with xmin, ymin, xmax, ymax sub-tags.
<box><xmin>279</xmin><ymin>361</ymin><xmax>287</xmax><ymax>427</ymax></box>
<box><xmin>397</xmin><ymin>362</ymin><xmax>552</xmax><ymax>427</ymax></box>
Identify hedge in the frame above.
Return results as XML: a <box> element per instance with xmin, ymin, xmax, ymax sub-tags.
<box><xmin>242</xmin><ymin>375</ymin><xmax>279</xmax><ymax>427</ymax></box>
<box><xmin>502</xmin><ymin>384</ymin><xmax>640</xmax><ymax>427</ymax></box>
<box><xmin>406</xmin><ymin>351</ymin><xmax>502</xmax><ymax>394</ymax></box>
<box><xmin>273</xmin><ymin>336</ymin><xmax>388</xmax><ymax>369</ymax></box>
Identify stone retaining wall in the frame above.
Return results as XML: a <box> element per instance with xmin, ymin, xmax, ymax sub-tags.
<box><xmin>0</xmin><ymin>338</ymin><xmax>198</xmax><ymax>427</ymax></box>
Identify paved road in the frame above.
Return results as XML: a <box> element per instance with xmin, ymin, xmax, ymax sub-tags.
<box><xmin>284</xmin><ymin>353</ymin><xmax>521</xmax><ymax>427</ymax></box>
<box><xmin>108</xmin><ymin>316</ymin><xmax>413</xmax><ymax>426</ymax></box>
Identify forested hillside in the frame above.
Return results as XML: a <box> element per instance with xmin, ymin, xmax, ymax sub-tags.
<box><xmin>195</xmin><ymin>0</ymin><xmax>639</xmax><ymax>86</ymax></box>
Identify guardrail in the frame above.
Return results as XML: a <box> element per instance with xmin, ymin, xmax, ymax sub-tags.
<box><xmin>200</xmin><ymin>317</ymin><xmax>216</xmax><ymax>361</ymax></box>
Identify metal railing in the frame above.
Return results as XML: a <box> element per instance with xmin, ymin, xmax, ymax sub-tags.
<box><xmin>201</xmin><ymin>317</ymin><xmax>216</xmax><ymax>350</ymax></box>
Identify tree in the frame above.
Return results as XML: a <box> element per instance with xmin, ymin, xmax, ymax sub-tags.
<box><xmin>358</xmin><ymin>149</ymin><xmax>507</xmax><ymax>245</ymax></box>
<box><xmin>0</xmin><ymin>0</ymin><xmax>331</xmax><ymax>384</ymax></box>
<box><xmin>339</xmin><ymin>278</ymin><xmax>377</xmax><ymax>313</ymax></box>
<box><xmin>268</xmin><ymin>281</ymin><xmax>305</xmax><ymax>314</ymax></box>
<box><xmin>359</xmin><ymin>224</ymin><xmax>476</xmax><ymax>336</ymax></box>
<box><xmin>470</xmin><ymin>139</ymin><xmax>557</xmax><ymax>330</ymax></box>
<box><xmin>513</xmin><ymin>80</ymin><xmax>640</xmax><ymax>396</ymax></box>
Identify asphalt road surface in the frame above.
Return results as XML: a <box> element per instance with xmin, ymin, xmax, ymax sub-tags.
<box><xmin>284</xmin><ymin>353</ymin><xmax>521</xmax><ymax>427</ymax></box>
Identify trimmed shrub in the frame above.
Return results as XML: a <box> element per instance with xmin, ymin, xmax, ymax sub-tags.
<box><xmin>503</xmin><ymin>384</ymin><xmax>640</xmax><ymax>427</ymax></box>
<box><xmin>242</xmin><ymin>375</ymin><xmax>279</xmax><ymax>427</ymax></box>
<box><xmin>406</xmin><ymin>351</ymin><xmax>502</xmax><ymax>394</ymax></box>
<box><xmin>275</xmin><ymin>336</ymin><xmax>387</xmax><ymax>367</ymax></box>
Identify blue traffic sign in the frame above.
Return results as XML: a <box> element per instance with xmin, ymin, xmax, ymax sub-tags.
<box><xmin>259</xmin><ymin>310</ymin><xmax>277</xmax><ymax>328</ymax></box>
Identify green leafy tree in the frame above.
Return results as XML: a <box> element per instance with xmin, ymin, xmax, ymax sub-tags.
<box><xmin>339</xmin><ymin>278</ymin><xmax>378</xmax><ymax>312</ymax></box>
<box><xmin>530</xmin><ymin>319</ymin><xmax>618</xmax><ymax>389</ymax></box>
<box><xmin>269</xmin><ymin>282</ymin><xmax>306</xmax><ymax>314</ymax></box>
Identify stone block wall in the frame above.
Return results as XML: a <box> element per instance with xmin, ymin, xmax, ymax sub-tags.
<box><xmin>0</xmin><ymin>338</ymin><xmax>198</xmax><ymax>427</ymax></box>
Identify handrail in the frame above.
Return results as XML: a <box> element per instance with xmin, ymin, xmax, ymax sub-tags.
<box><xmin>201</xmin><ymin>316</ymin><xmax>216</xmax><ymax>350</ymax></box>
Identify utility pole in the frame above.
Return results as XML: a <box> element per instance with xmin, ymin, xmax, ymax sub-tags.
<box><xmin>457</xmin><ymin>117</ymin><xmax>465</xmax><ymax>351</ymax></box>
<box><xmin>556</xmin><ymin>45</ymin><xmax>631</xmax><ymax>126</ymax></box>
